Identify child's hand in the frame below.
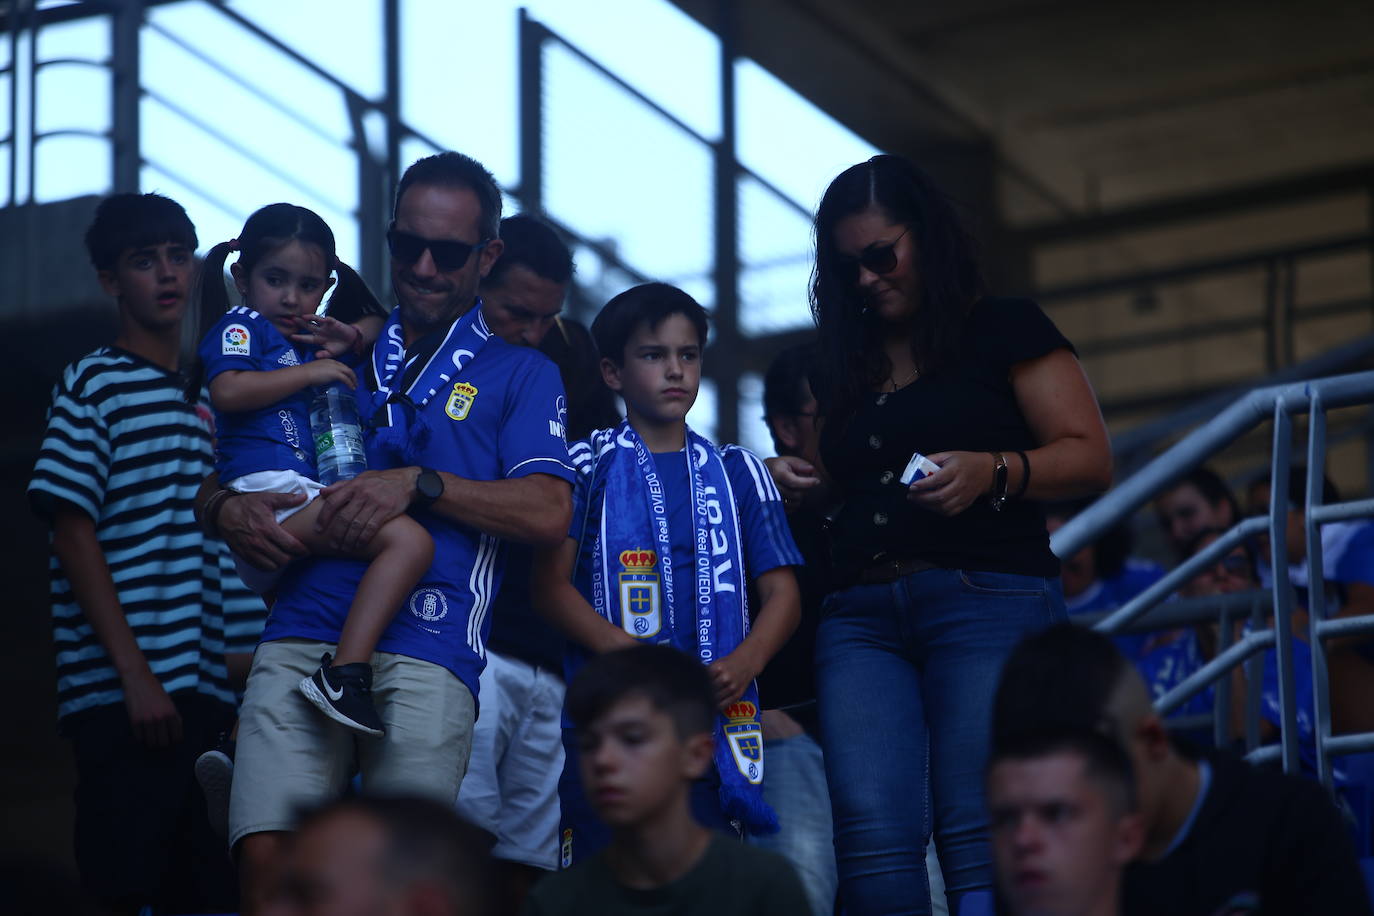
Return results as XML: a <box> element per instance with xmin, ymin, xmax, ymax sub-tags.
<box><xmin>289</xmin><ymin>315</ymin><xmax>363</xmax><ymax>359</ymax></box>
<box><xmin>302</xmin><ymin>359</ymin><xmax>357</xmax><ymax>390</ymax></box>
<box><xmin>708</xmin><ymin>650</ymin><xmax>759</xmax><ymax>710</ymax></box>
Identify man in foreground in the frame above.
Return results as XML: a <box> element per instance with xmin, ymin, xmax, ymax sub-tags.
<box><xmin>993</xmin><ymin>623</ymin><xmax>1371</xmax><ymax>915</ymax></box>
<box><xmin>988</xmin><ymin>731</ymin><xmax>1143</xmax><ymax>916</ymax></box>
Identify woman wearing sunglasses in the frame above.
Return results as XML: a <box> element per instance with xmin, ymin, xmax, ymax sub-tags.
<box><xmin>802</xmin><ymin>154</ymin><xmax>1112</xmax><ymax>914</ymax></box>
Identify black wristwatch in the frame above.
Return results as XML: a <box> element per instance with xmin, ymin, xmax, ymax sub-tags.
<box><xmin>989</xmin><ymin>451</ymin><xmax>1009</xmax><ymax>512</ymax></box>
<box><xmin>414</xmin><ymin>468</ymin><xmax>444</xmax><ymax>509</ymax></box>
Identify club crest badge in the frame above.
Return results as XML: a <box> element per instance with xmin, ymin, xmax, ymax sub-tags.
<box><xmin>221</xmin><ymin>323</ymin><xmax>251</xmax><ymax>356</ymax></box>
<box><xmin>618</xmin><ymin>548</ymin><xmax>661</xmax><ymax>639</ymax></box>
<box><xmin>560</xmin><ymin>828</ymin><xmax>573</xmax><ymax>869</ymax></box>
<box><xmin>724</xmin><ymin>700</ymin><xmax>764</xmax><ymax>785</ymax></box>
<box><xmin>408</xmin><ymin>587</ymin><xmax>448</xmax><ymax>623</ymax></box>
<box><xmin>445</xmin><ymin>381</ymin><xmax>478</xmax><ymax>421</ymax></box>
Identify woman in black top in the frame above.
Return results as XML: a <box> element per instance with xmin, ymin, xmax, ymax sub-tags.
<box><xmin>795</xmin><ymin>155</ymin><xmax>1111</xmax><ymax>914</ymax></box>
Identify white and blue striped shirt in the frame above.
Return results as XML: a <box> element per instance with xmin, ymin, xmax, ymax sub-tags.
<box><xmin>28</xmin><ymin>347</ymin><xmax>254</xmax><ymax>723</ymax></box>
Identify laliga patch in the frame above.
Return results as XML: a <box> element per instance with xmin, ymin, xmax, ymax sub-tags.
<box><xmin>560</xmin><ymin>828</ymin><xmax>573</xmax><ymax>869</ymax></box>
<box><xmin>221</xmin><ymin>323</ymin><xmax>251</xmax><ymax>356</ymax></box>
<box><xmin>724</xmin><ymin>700</ymin><xmax>764</xmax><ymax>785</ymax></box>
<box><xmin>617</xmin><ymin>548</ymin><xmax>661</xmax><ymax>638</ymax></box>
<box><xmin>445</xmin><ymin>381</ymin><xmax>478</xmax><ymax>421</ymax></box>
<box><xmin>408</xmin><ymin>587</ymin><xmax>448</xmax><ymax>623</ymax></box>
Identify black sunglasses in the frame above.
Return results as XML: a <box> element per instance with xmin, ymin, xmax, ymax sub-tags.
<box><xmin>386</xmin><ymin>224</ymin><xmax>490</xmax><ymax>272</ymax></box>
<box><xmin>837</xmin><ymin>227</ymin><xmax>910</xmax><ymax>282</ymax></box>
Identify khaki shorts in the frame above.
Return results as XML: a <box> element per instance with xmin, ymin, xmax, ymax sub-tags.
<box><xmin>228</xmin><ymin>638</ymin><xmax>476</xmax><ymax>849</ymax></box>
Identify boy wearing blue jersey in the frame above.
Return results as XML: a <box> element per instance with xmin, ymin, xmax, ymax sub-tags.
<box><xmin>28</xmin><ymin>193</ymin><xmax>239</xmax><ymax>914</ymax></box>
<box><xmin>535</xmin><ymin>283</ymin><xmax>802</xmax><ymax>864</ymax></box>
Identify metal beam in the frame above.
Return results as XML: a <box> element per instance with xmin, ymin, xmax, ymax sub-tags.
<box><xmin>111</xmin><ymin>0</ymin><xmax>142</xmax><ymax>193</ymax></box>
<box><xmin>1019</xmin><ymin>164</ymin><xmax>1374</xmax><ymax>246</ymax></box>
<box><xmin>518</xmin><ymin>9</ymin><xmax>544</xmax><ymax>215</ymax></box>
<box><xmin>711</xmin><ymin>0</ymin><xmax>740</xmax><ymax>445</ymax></box>
<box><xmin>1037</xmin><ymin>235</ymin><xmax>1369</xmax><ymax>304</ymax></box>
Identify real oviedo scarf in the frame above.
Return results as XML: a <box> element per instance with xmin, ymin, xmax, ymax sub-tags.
<box><xmin>576</xmin><ymin>421</ymin><xmax>777</xmax><ymax>833</ymax></box>
<box><xmin>363</xmin><ymin>302</ymin><xmax>492</xmax><ymax>465</ymax></box>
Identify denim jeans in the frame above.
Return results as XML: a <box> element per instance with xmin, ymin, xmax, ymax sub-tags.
<box><xmin>816</xmin><ymin>567</ymin><xmax>1065</xmax><ymax>915</ymax></box>
<box><xmin>747</xmin><ymin>732</ymin><xmax>838</xmax><ymax>916</ymax></box>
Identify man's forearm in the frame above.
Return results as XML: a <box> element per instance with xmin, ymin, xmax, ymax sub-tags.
<box><xmin>432</xmin><ymin>471</ymin><xmax>571</xmax><ymax>546</ymax></box>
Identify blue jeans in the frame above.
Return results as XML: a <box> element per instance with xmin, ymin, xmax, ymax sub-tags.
<box><xmin>817</xmin><ymin>567</ymin><xmax>1065</xmax><ymax>915</ymax></box>
<box><xmin>747</xmin><ymin>732</ymin><xmax>838</xmax><ymax>916</ymax></box>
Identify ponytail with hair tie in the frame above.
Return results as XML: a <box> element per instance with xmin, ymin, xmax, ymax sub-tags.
<box><xmin>184</xmin><ymin>239</ymin><xmax>239</xmax><ymax>403</ymax></box>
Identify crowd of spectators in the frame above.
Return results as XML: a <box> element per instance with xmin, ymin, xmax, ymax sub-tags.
<box><xmin>23</xmin><ymin>146</ymin><xmax>1374</xmax><ymax>916</ymax></box>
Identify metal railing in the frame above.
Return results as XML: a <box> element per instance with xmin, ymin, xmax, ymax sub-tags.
<box><xmin>1053</xmin><ymin>371</ymin><xmax>1374</xmax><ymax>786</ymax></box>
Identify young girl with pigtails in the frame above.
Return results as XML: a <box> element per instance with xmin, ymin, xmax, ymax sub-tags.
<box><xmin>196</xmin><ymin>202</ymin><xmax>432</xmax><ymax>737</ymax></box>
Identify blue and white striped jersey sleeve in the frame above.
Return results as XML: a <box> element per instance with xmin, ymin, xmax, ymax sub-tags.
<box><xmin>723</xmin><ymin>444</ymin><xmax>804</xmax><ymax>579</ymax></box>
<box><xmin>28</xmin><ymin>362</ymin><xmax>112</xmax><ymax>521</ymax></box>
<box><xmin>567</xmin><ymin>435</ymin><xmax>597</xmax><ymax>542</ymax></box>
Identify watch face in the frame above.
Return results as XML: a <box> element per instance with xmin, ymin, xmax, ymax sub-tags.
<box><xmin>417</xmin><ymin>470</ymin><xmax>443</xmax><ymax>502</ymax></box>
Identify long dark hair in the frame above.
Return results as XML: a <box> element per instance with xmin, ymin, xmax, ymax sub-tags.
<box><xmin>197</xmin><ymin>203</ymin><xmax>337</xmax><ymax>317</ymax></box>
<box><xmin>185</xmin><ymin>203</ymin><xmax>381</xmax><ymax>401</ymax></box>
<box><xmin>810</xmin><ymin>155</ymin><xmax>981</xmax><ymax>422</ymax></box>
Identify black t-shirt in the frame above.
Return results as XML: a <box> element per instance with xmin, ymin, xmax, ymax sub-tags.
<box><xmin>754</xmin><ymin>503</ymin><xmax>830</xmax><ymax>724</ymax></box>
<box><xmin>1122</xmin><ymin>752</ymin><xmax>1372</xmax><ymax>916</ymax></box>
<box><xmin>524</xmin><ymin>835</ymin><xmax>810</xmax><ymax>916</ymax></box>
<box><xmin>819</xmin><ymin>297</ymin><xmax>1071</xmax><ymax>581</ymax></box>
<box><xmin>484</xmin><ymin>544</ymin><xmax>565</xmax><ymax>672</ymax></box>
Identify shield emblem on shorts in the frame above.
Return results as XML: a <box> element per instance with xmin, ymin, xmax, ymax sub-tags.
<box><xmin>445</xmin><ymin>382</ymin><xmax>478</xmax><ymax>421</ymax></box>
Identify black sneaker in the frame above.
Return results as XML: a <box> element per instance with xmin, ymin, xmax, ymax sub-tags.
<box><xmin>299</xmin><ymin>653</ymin><xmax>385</xmax><ymax>737</ymax></box>
<box><xmin>195</xmin><ymin>731</ymin><xmax>236</xmax><ymax>839</ymax></box>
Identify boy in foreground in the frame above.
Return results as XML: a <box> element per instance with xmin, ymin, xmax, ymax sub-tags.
<box><xmin>534</xmin><ymin>283</ymin><xmax>801</xmax><ymax>859</ymax></box>
<box><xmin>993</xmin><ymin>624</ymin><xmax>1372</xmax><ymax>915</ymax></box>
<box><xmin>524</xmin><ymin>645</ymin><xmax>809</xmax><ymax>915</ymax></box>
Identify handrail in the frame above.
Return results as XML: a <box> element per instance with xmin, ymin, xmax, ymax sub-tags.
<box><xmin>1052</xmin><ymin>370</ymin><xmax>1374</xmax><ymax>559</ymax></box>
<box><xmin>1058</xmin><ymin>369</ymin><xmax>1374</xmax><ymax>784</ymax></box>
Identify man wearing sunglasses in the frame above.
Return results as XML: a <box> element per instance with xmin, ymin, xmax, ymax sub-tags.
<box><xmin>212</xmin><ymin>151</ymin><xmax>576</xmax><ymax>912</ymax></box>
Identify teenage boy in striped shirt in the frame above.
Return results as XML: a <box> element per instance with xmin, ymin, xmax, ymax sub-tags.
<box><xmin>28</xmin><ymin>193</ymin><xmax>241</xmax><ymax>915</ymax></box>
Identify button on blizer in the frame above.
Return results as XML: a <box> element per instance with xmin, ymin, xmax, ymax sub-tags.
<box><xmin>873</xmin><ymin>512</ymin><xmax>889</xmax><ymax>526</ymax></box>
<box><xmin>869</xmin><ymin>435</ymin><xmax>882</xmax><ymax>449</ymax></box>
<box><xmin>880</xmin><ymin>471</ymin><xmax>894</xmax><ymax>484</ymax></box>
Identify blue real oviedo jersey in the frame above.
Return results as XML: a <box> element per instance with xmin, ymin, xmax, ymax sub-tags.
<box><xmin>262</xmin><ymin>336</ymin><xmax>575</xmax><ymax>701</ymax></box>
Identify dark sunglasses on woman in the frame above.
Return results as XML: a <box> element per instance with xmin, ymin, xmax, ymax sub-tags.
<box><xmin>838</xmin><ymin>227</ymin><xmax>910</xmax><ymax>282</ymax></box>
<box><xmin>386</xmin><ymin>223</ymin><xmax>490</xmax><ymax>272</ymax></box>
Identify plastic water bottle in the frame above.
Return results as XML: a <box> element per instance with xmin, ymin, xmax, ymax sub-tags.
<box><xmin>309</xmin><ymin>384</ymin><xmax>368</xmax><ymax>485</ymax></box>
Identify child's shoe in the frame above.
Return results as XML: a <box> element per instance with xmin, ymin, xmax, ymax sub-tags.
<box><xmin>194</xmin><ymin>731</ymin><xmax>236</xmax><ymax>838</ymax></box>
<box><xmin>299</xmin><ymin>653</ymin><xmax>385</xmax><ymax>737</ymax></box>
